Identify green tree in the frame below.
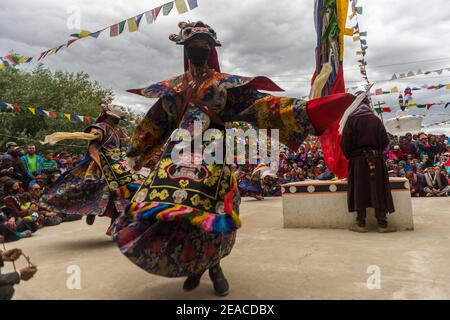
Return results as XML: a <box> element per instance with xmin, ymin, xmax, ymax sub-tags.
<box><xmin>0</xmin><ymin>64</ymin><xmax>116</xmax><ymax>154</ymax></box>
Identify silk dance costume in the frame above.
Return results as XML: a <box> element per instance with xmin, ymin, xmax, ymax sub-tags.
<box><xmin>40</xmin><ymin>104</ymin><xmax>144</xmax><ymax>234</ymax></box>
<box><xmin>112</xmin><ymin>21</ymin><xmax>356</xmax><ymax>296</ymax></box>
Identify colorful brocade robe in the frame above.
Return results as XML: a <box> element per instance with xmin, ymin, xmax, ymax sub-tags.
<box><xmin>123</xmin><ymin>71</ymin><xmax>316</xmax><ymax>234</ymax></box>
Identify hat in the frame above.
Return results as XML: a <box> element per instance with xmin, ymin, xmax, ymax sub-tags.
<box><xmin>28</xmin><ymin>180</ymin><xmax>39</xmax><ymax>189</ymax></box>
<box><xmin>6</xmin><ymin>141</ymin><xmax>18</xmax><ymax>148</ymax></box>
<box><xmin>170</xmin><ymin>21</ymin><xmax>221</xmax><ymax>47</ymax></box>
<box><xmin>59</xmin><ymin>159</ymin><xmax>67</xmax><ymax>165</ymax></box>
<box><xmin>404</xmin><ymin>165</ymin><xmax>413</xmax><ymax>172</ymax></box>
<box><xmin>105</xmin><ymin>104</ymin><xmax>128</xmax><ymax>119</ymax></box>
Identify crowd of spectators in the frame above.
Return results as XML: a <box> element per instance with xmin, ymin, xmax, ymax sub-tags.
<box><xmin>1</xmin><ymin>132</ymin><xmax>449</xmax><ymax>243</ymax></box>
<box><xmin>0</xmin><ymin>142</ymin><xmax>83</xmax><ymax>244</ymax></box>
<box><xmin>387</xmin><ymin>132</ymin><xmax>450</xmax><ymax>197</ymax></box>
<box><xmin>236</xmin><ymin>133</ymin><xmax>450</xmax><ymax>198</ymax></box>
<box><xmin>236</xmin><ymin>139</ymin><xmax>334</xmax><ymax>197</ymax></box>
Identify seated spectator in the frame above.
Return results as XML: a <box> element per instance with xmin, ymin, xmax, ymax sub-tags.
<box><xmin>0</xmin><ymin>148</ymin><xmax>27</xmax><ymax>186</ymax></box>
<box><xmin>0</xmin><ymin>210</ymin><xmax>21</xmax><ymax>243</ymax></box>
<box><xmin>28</xmin><ymin>181</ymin><xmax>62</xmax><ymax>227</ymax></box>
<box><xmin>58</xmin><ymin>159</ymin><xmax>69</xmax><ymax>174</ymax></box>
<box><xmin>399</xmin><ymin>135</ymin><xmax>416</xmax><ymax>155</ymax></box>
<box><xmin>388</xmin><ymin>144</ymin><xmax>405</xmax><ymax>161</ymax></box>
<box><xmin>418</xmin><ymin>154</ymin><xmax>432</xmax><ymax>171</ymax></box>
<box><xmin>20</xmin><ymin>144</ymin><xmax>44</xmax><ymax>185</ymax></box>
<box><xmin>47</xmin><ymin>171</ymin><xmax>61</xmax><ymax>188</ymax></box>
<box><xmin>416</xmin><ymin>133</ymin><xmax>431</xmax><ymax>159</ymax></box>
<box><xmin>424</xmin><ymin>167</ymin><xmax>450</xmax><ymax>197</ymax></box>
<box><xmin>0</xmin><ymin>248</ymin><xmax>38</xmax><ymax>300</ymax></box>
<box><xmin>41</xmin><ymin>152</ymin><xmax>58</xmax><ymax>175</ymax></box>
<box><xmin>405</xmin><ymin>166</ymin><xmax>425</xmax><ymax>197</ymax></box>
<box><xmin>2</xmin><ymin>180</ymin><xmax>38</xmax><ymax>235</ymax></box>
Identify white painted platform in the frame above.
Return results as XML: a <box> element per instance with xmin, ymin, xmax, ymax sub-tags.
<box><xmin>281</xmin><ymin>178</ymin><xmax>414</xmax><ymax>230</ymax></box>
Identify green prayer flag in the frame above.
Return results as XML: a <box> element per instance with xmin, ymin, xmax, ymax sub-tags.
<box><xmin>119</xmin><ymin>20</ymin><xmax>126</xmax><ymax>34</ymax></box>
<box><xmin>163</xmin><ymin>1</ymin><xmax>174</xmax><ymax>15</ymax></box>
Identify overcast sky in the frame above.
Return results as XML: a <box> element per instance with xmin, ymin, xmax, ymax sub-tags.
<box><xmin>1</xmin><ymin>0</ymin><xmax>449</xmax><ymax>124</ymax></box>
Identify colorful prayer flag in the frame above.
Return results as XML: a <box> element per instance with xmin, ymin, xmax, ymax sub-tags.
<box><xmin>136</xmin><ymin>14</ymin><xmax>144</xmax><ymax>28</ymax></box>
<box><xmin>175</xmin><ymin>0</ymin><xmax>189</xmax><ymax>14</ymax></box>
<box><xmin>187</xmin><ymin>0</ymin><xmax>198</xmax><ymax>10</ymax></box>
<box><xmin>153</xmin><ymin>6</ymin><xmax>162</xmax><ymax>20</ymax></box>
<box><xmin>110</xmin><ymin>24</ymin><xmax>119</xmax><ymax>37</ymax></box>
<box><xmin>70</xmin><ymin>30</ymin><xmax>92</xmax><ymax>39</ymax></box>
<box><xmin>119</xmin><ymin>21</ymin><xmax>126</xmax><ymax>34</ymax></box>
<box><xmin>128</xmin><ymin>18</ymin><xmax>138</xmax><ymax>32</ymax></box>
<box><xmin>163</xmin><ymin>2</ymin><xmax>174</xmax><ymax>15</ymax></box>
<box><xmin>67</xmin><ymin>39</ymin><xmax>78</xmax><ymax>47</ymax></box>
<box><xmin>390</xmin><ymin>86</ymin><xmax>399</xmax><ymax>93</ymax></box>
<box><xmin>28</xmin><ymin>107</ymin><xmax>36</xmax><ymax>115</ymax></box>
<box><xmin>89</xmin><ymin>30</ymin><xmax>103</xmax><ymax>38</ymax></box>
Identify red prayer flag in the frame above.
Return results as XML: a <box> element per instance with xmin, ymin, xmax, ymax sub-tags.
<box><xmin>67</xmin><ymin>39</ymin><xmax>79</xmax><ymax>47</ymax></box>
<box><xmin>85</xmin><ymin>116</ymin><xmax>91</xmax><ymax>123</ymax></box>
<box><xmin>375</xmin><ymin>88</ymin><xmax>383</xmax><ymax>95</ymax></box>
<box><xmin>110</xmin><ymin>24</ymin><xmax>119</xmax><ymax>37</ymax></box>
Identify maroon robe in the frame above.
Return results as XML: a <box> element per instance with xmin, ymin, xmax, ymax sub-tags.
<box><xmin>340</xmin><ymin>106</ymin><xmax>395</xmax><ymax>213</ymax></box>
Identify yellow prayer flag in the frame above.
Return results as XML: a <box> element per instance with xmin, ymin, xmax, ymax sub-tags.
<box><xmin>353</xmin><ymin>36</ymin><xmax>360</xmax><ymax>42</ymax></box>
<box><xmin>446</xmin><ymin>84</ymin><xmax>450</xmax><ymax>89</ymax></box>
<box><xmin>344</xmin><ymin>28</ymin><xmax>353</xmax><ymax>37</ymax></box>
<box><xmin>390</xmin><ymin>86</ymin><xmax>399</xmax><ymax>93</ymax></box>
<box><xmin>128</xmin><ymin>18</ymin><xmax>138</xmax><ymax>32</ymax></box>
<box><xmin>47</xmin><ymin>48</ymin><xmax>57</xmax><ymax>56</ymax></box>
<box><xmin>28</xmin><ymin>107</ymin><xmax>36</xmax><ymax>115</ymax></box>
<box><xmin>18</xmin><ymin>56</ymin><xmax>29</xmax><ymax>63</ymax></box>
<box><xmin>408</xmin><ymin>102</ymin><xmax>417</xmax><ymax>108</ymax></box>
<box><xmin>0</xmin><ymin>64</ymin><xmax>4</xmax><ymax>71</ymax></box>
<box><xmin>64</xmin><ymin>113</ymin><xmax>71</xmax><ymax>121</ymax></box>
<box><xmin>175</xmin><ymin>0</ymin><xmax>188</xmax><ymax>14</ymax></box>
<box><xmin>79</xmin><ymin>30</ymin><xmax>91</xmax><ymax>38</ymax></box>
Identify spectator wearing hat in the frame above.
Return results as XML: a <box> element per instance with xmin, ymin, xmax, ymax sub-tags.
<box><xmin>58</xmin><ymin>159</ymin><xmax>69</xmax><ymax>174</ymax></box>
<box><xmin>0</xmin><ymin>148</ymin><xmax>27</xmax><ymax>185</ymax></box>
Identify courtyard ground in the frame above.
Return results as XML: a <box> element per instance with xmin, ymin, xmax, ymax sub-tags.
<box><xmin>4</xmin><ymin>197</ymin><xmax>450</xmax><ymax>300</ymax></box>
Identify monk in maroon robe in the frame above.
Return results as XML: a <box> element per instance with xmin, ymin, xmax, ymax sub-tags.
<box><xmin>340</xmin><ymin>99</ymin><xmax>396</xmax><ymax>233</ymax></box>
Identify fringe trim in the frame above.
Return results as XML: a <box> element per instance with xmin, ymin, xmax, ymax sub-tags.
<box><xmin>127</xmin><ymin>201</ymin><xmax>241</xmax><ymax>234</ymax></box>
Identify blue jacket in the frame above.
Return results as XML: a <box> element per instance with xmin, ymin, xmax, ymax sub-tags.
<box><xmin>20</xmin><ymin>154</ymin><xmax>44</xmax><ymax>178</ymax></box>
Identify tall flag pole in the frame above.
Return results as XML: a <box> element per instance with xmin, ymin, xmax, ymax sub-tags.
<box><xmin>311</xmin><ymin>0</ymin><xmax>352</xmax><ymax>178</ymax></box>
